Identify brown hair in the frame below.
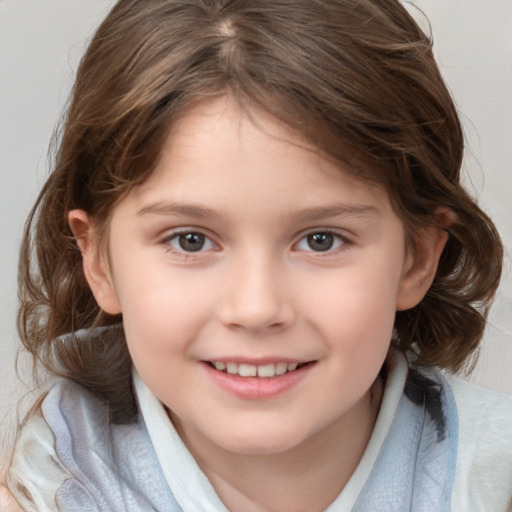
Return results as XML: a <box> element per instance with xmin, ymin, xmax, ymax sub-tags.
<box><xmin>18</xmin><ymin>0</ymin><xmax>503</xmax><ymax>419</ymax></box>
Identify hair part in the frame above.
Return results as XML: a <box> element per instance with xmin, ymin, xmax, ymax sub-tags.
<box><xmin>18</xmin><ymin>0</ymin><xmax>503</xmax><ymax>418</ymax></box>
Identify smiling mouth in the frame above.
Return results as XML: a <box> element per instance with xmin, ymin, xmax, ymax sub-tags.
<box><xmin>205</xmin><ymin>361</ymin><xmax>314</xmax><ymax>378</ymax></box>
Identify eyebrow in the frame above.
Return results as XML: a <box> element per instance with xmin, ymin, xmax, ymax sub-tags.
<box><xmin>137</xmin><ymin>201</ymin><xmax>380</xmax><ymax>221</ymax></box>
<box><xmin>292</xmin><ymin>204</ymin><xmax>380</xmax><ymax>222</ymax></box>
<box><xmin>137</xmin><ymin>202</ymin><xmax>219</xmax><ymax>219</ymax></box>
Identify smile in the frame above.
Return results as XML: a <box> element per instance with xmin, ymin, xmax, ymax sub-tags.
<box><xmin>207</xmin><ymin>361</ymin><xmax>311</xmax><ymax>378</ymax></box>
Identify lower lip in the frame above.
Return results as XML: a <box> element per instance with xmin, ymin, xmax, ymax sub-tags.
<box><xmin>202</xmin><ymin>362</ymin><xmax>315</xmax><ymax>400</ymax></box>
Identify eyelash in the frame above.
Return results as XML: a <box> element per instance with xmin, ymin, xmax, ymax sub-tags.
<box><xmin>160</xmin><ymin>228</ymin><xmax>352</xmax><ymax>256</ymax></box>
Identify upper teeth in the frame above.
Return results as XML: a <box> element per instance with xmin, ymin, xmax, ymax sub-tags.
<box><xmin>213</xmin><ymin>361</ymin><xmax>299</xmax><ymax>378</ymax></box>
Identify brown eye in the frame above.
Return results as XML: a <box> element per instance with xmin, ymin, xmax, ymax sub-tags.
<box><xmin>307</xmin><ymin>233</ymin><xmax>335</xmax><ymax>252</ymax></box>
<box><xmin>179</xmin><ymin>233</ymin><xmax>205</xmax><ymax>251</ymax></box>
<box><xmin>168</xmin><ymin>232</ymin><xmax>213</xmax><ymax>252</ymax></box>
<box><xmin>295</xmin><ymin>231</ymin><xmax>346</xmax><ymax>253</ymax></box>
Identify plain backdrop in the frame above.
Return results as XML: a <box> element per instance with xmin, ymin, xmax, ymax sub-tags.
<box><xmin>1</xmin><ymin>0</ymin><xmax>511</xmax><ymax>457</ymax></box>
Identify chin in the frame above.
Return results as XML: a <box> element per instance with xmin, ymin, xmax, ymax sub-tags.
<box><xmin>215</xmin><ymin>426</ymin><xmax>310</xmax><ymax>456</ymax></box>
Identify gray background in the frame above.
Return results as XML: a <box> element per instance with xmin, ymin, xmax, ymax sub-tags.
<box><xmin>1</xmin><ymin>1</ymin><xmax>511</xmax><ymax>458</ymax></box>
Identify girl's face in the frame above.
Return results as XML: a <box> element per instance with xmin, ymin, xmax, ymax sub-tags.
<box><xmin>76</xmin><ymin>96</ymin><xmax>442</xmax><ymax>457</ymax></box>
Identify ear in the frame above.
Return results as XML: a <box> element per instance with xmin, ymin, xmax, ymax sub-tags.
<box><xmin>68</xmin><ymin>209</ymin><xmax>122</xmax><ymax>315</ymax></box>
<box><xmin>396</xmin><ymin>209</ymin><xmax>454</xmax><ymax>311</ymax></box>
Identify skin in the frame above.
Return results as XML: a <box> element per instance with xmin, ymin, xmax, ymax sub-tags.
<box><xmin>0</xmin><ymin>485</ymin><xmax>22</xmax><ymax>512</ymax></box>
<box><xmin>70</xmin><ymin>96</ymin><xmax>448</xmax><ymax>512</ymax></box>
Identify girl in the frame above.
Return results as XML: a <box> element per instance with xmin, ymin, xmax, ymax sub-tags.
<box><xmin>2</xmin><ymin>0</ymin><xmax>511</xmax><ymax>510</ymax></box>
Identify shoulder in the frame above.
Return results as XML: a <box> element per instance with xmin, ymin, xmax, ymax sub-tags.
<box><xmin>448</xmin><ymin>374</ymin><xmax>512</xmax><ymax>453</ymax></box>
<box><xmin>5</xmin><ymin>382</ymin><xmax>75</xmax><ymax>511</ymax></box>
<box><xmin>5</xmin><ymin>379</ymin><xmax>109</xmax><ymax>511</ymax></box>
<box><xmin>446</xmin><ymin>374</ymin><xmax>512</xmax><ymax>511</ymax></box>
<box><xmin>7</xmin><ymin>377</ymin><xmax>179</xmax><ymax>510</ymax></box>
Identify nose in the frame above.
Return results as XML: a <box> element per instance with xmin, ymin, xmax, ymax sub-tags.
<box><xmin>217</xmin><ymin>252</ymin><xmax>296</xmax><ymax>333</ymax></box>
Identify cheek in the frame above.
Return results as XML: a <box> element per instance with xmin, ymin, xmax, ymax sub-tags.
<box><xmin>120</xmin><ymin>281</ymin><xmax>205</xmax><ymax>342</ymax></box>
<box><xmin>112</xmin><ymin>258</ymin><xmax>220</xmax><ymax>361</ymax></box>
<box><xmin>302</xmin><ymin>263</ymin><xmax>401</xmax><ymax>352</ymax></box>
<box><xmin>309</xmin><ymin>262</ymin><xmax>400</xmax><ymax>316</ymax></box>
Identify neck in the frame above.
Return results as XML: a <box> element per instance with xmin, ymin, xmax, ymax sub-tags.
<box><xmin>172</xmin><ymin>380</ymin><xmax>383</xmax><ymax>512</ymax></box>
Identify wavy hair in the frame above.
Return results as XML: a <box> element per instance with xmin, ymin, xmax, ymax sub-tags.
<box><xmin>18</xmin><ymin>0</ymin><xmax>503</xmax><ymax>420</ymax></box>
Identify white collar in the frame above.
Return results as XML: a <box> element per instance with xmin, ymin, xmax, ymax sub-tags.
<box><xmin>134</xmin><ymin>372</ymin><xmax>230</xmax><ymax>512</ymax></box>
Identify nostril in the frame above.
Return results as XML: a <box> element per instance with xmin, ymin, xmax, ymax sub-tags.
<box><xmin>216</xmin><ymin>274</ymin><xmax>296</xmax><ymax>332</ymax></box>
<box><xmin>219</xmin><ymin>300</ymin><xmax>295</xmax><ymax>330</ymax></box>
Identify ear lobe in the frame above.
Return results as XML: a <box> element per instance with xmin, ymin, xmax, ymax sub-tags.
<box><xmin>68</xmin><ymin>209</ymin><xmax>122</xmax><ymax>315</ymax></box>
<box><xmin>396</xmin><ymin>210</ymin><xmax>454</xmax><ymax>311</ymax></box>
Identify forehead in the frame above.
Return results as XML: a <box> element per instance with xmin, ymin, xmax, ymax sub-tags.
<box><xmin>129</xmin><ymin>96</ymin><xmax>392</xmax><ymax>216</ymax></box>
